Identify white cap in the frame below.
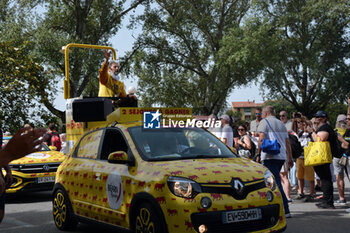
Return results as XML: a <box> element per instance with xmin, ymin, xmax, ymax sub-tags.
<box><xmin>220</xmin><ymin>115</ymin><xmax>230</xmax><ymax>122</ymax></box>
<box><xmin>127</xmin><ymin>86</ymin><xmax>136</xmax><ymax>94</ymax></box>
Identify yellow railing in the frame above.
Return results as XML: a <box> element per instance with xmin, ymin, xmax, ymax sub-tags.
<box><xmin>63</xmin><ymin>43</ymin><xmax>116</xmax><ymax>99</ymax></box>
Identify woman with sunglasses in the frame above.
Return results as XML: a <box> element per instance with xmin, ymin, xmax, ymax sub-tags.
<box><xmin>236</xmin><ymin>124</ymin><xmax>255</xmax><ymax>159</ymax></box>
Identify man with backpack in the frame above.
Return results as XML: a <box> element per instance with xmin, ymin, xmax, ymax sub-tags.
<box><xmin>45</xmin><ymin>123</ymin><xmax>62</xmax><ymax>152</ymax></box>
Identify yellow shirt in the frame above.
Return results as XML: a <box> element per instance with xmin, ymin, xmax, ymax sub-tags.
<box><xmin>98</xmin><ymin>62</ymin><xmax>127</xmax><ymax>98</ymax></box>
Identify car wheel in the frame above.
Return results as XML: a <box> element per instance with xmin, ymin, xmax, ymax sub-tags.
<box><xmin>133</xmin><ymin>202</ymin><xmax>167</xmax><ymax>233</ymax></box>
<box><xmin>53</xmin><ymin>189</ymin><xmax>78</xmax><ymax>231</ymax></box>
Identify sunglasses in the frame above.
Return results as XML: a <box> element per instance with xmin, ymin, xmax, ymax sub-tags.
<box><xmin>238</xmin><ymin>128</ymin><xmax>245</xmax><ymax>131</ymax></box>
<box><xmin>255</xmin><ymin>113</ymin><xmax>261</xmax><ymax>115</ymax></box>
<box><xmin>347</xmin><ymin>118</ymin><xmax>350</xmax><ymax>121</ymax></box>
<box><xmin>297</xmin><ymin>121</ymin><xmax>303</xmax><ymax>124</ymax></box>
<box><xmin>280</xmin><ymin>115</ymin><xmax>286</xmax><ymax>117</ymax></box>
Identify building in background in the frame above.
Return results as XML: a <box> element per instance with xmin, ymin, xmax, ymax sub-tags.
<box><xmin>232</xmin><ymin>101</ymin><xmax>264</xmax><ymax>121</ymax></box>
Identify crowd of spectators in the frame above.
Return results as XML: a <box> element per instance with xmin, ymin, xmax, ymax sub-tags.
<box><xmin>211</xmin><ymin>96</ymin><xmax>350</xmax><ymax>217</ymax></box>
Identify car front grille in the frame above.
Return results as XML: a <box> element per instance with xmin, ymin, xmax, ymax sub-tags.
<box><xmin>200</xmin><ymin>178</ymin><xmax>266</xmax><ymax>200</ymax></box>
<box><xmin>191</xmin><ymin>204</ymin><xmax>280</xmax><ymax>233</ymax></box>
<box><xmin>9</xmin><ymin>163</ymin><xmax>61</xmax><ymax>173</ymax></box>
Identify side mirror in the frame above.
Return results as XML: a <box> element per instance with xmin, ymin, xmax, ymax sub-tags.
<box><xmin>108</xmin><ymin>151</ymin><xmax>134</xmax><ymax>165</ymax></box>
<box><xmin>49</xmin><ymin>146</ymin><xmax>57</xmax><ymax>151</ymax></box>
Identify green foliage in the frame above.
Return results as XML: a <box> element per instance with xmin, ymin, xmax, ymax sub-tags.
<box><xmin>0</xmin><ymin>0</ymin><xmax>146</xmax><ymax>124</ymax></box>
<box><xmin>223</xmin><ymin>0</ymin><xmax>350</xmax><ymax>116</ymax></box>
<box><xmin>128</xmin><ymin>0</ymin><xmax>257</xmax><ymax>115</ymax></box>
<box><xmin>325</xmin><ymin>103</ymin><xmax>347</xmax><ymax>127</ymax></box>
<box><xmin>33</xmin><ymin>0</ymin><xmax>142</xmax><ymax>100</ymax></box>
<box><xmin>263</xmin><ymin>99</ymin><xmax>297</xmax><ymax>118</ymax></box>
<box><xmin>0</xmin><ymin>41</ymin><xmax>55</xmax><ymax>132</ymax></box>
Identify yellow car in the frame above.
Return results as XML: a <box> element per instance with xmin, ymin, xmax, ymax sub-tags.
<box><xmin>6</xmin><ymin>142</ymin><xmax>66</xmax><ymax>193</ymax></box>
<box><xmin>53</xmin><ymin>43</ymin><xmax>286</xmax><ymax>232</ymax></box>
<box><xmin>53</xmin><ymin>123</ymin><xmax>287</xmax><ymax>233</ymax></box>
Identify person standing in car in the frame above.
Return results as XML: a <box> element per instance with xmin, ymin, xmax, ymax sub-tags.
<box><xmin>98</xmin><ymin>50</ymin><xmax>127</xmax><ymax>98</ymax></box>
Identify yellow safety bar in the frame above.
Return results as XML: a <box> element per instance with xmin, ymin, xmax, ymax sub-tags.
<box><xmin>63</xmin><ymin>43</ymin><xmax>117</xmax><ymax>99</ymax></box>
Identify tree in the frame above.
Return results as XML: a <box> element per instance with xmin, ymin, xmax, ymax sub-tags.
<box><xmin>128</xmin><ymin>0</ymin><xmax>259</xmax><ymax>115</ymax></box>
<box><xmin>325</xmin><ymin>103</ymin><xmax>347</xmax><ymax>127</ymax></box>
<box><xmin>0</xmin><ymin>2</ymin><xmax>59</xmax><ymax>132</ymax></box>
<box><xmin>263</xmin><ymin>99</ymin><xmax>296</xmax><ymax>118</ymax></box>
<box><xmin>230</xmin><ymin>0</ymin><xmax>350</xmax><ymax>118</ymax></box>
<box><xmin>1</xmin><ymin>0</ymin><xmax>147</xmax><ymax>125</ymax></box>
<box><xmin>33</xmin><ymin>0</ymin><xmax>147</xmax><ymax>121</ymax></box>
<box><xmin>0</xmin><ymin>41</ymin><xmax>57</xmax><ymax>132</ymax></box>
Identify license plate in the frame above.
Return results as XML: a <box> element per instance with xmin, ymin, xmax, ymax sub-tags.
<box><xmin>36</xmin><ymin>176</ymin><xmax>55</xmax><ymax>183</ymax></box>
<box><xmin>223</xmin><ymin>208</ymin><xmax>262</xmax><ymax>224</ymax></box>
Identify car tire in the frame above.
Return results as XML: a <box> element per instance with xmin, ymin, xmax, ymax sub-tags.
<box><xmin>53</xmin><ymin>189</ymin><xmax>78</xmax><ymax>231</ymax></box>
<box><xmin>132</xmin><ymin>202</ymin><xmax>167</xmax><ymax>233</ymax></box>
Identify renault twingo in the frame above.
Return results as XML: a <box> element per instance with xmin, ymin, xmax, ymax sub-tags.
<box><xmin>53</xmin><ymin>123</ymin><xmax>286</xmax><ymax>233</ymax></box>
<box><xmin>54</xmin><ymin>43</ymin><xmax>286</xmax><ymax>233</ymax></box>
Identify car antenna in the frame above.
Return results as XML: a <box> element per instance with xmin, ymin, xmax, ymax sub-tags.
<box><xmin>111</xmin><ymin>121</ymin><xmax>118</xmax><ymax>127</ymax></box>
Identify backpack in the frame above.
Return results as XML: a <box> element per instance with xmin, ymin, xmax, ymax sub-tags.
<box><xmin>289</xmin><ymin>133</ymin><xmax>303</xmax><ymax>159</ymax></box>
<box><xmin>49</xmin><ymin>132</ymin><xmax>62</xmax><ymax>151</ymax></box>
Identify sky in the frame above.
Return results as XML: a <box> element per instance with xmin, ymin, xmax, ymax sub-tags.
<box><xmin>53</xmin><ymin>3</ymin><xmax>264</xmax><ymax>112</ymax></box>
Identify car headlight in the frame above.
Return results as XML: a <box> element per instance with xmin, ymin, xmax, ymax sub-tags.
<box><xmin>264</xmin><ymin>170</ymin><xmax>276</xmax><ymax>190</ymax></box>
<box><xmin>167</xmin><ymin>176</ymin><xmax>202</xmax><ymax>198</ymax></box>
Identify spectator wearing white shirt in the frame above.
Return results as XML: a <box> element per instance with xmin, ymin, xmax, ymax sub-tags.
<box><xmin>220</xmin><ymin>115</ymin><xmax>233</xmax><ymax>147</ymax></box>
<box><xmin>280</xmin><ymin>110</ymin><xmax>292</xmax><ymax>131</ymax></box>
<box><xmin>208</xmin><ymin>114</ymin><xmax>221</xmax><ymax>139</ymax></box>
<box><xmin>257</xmin><ymin>106</ymin><xmax>294</xmax><ymax>218</ymax></box>
<box><xmin>250</xmin><ymin>107</ymin><xmax>262</xmax><ymax>137</ymax></box>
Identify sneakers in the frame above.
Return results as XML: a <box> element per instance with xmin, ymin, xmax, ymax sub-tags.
<box><xmin>334</xmin><ymin>199</ymin><xmax>346</xmax><ymax>205</ymax></box>
<box><xmin>287</xmin><ymin>198</ymin><xmax>293</xmax><ymax>203</ymax></box>
<box><xmin>303</xmin><ymin>195</ymin><xmax>315</xmax><ymax>203</ymax></box>
<box><xmin>295</xmin><ymin>193</ymin><xmax>305</xmax><ymax>200</ymax></box>
<box><xmin>285</xmin><ymin>213</ymin><xmax>292</xmax><ymax>218</ymax></box>
<box><xmin>316</xmin><ymin>203</ymin><xmax>335</xmax><ymax>209</ymax></box>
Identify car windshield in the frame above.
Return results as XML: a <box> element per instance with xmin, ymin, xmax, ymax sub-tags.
<box><xmin>40</xmin><ymin>143</ymin><xmax>51</xmax><ymax>151</ymax></box>
<box><xmin>128</xmin><ymin>127</ymin><xmax>237</xmax><ymax>161</ymax></box>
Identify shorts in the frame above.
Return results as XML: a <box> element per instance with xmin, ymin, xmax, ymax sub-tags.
<box><xmin>0</xmin><ymin>192</ymin><xmax>5</xmax><ymax>211</ymax></box>
<box><xmin>333</xmin><ymin>157</ymin><xmax>345</xmax><ymax>176</ymax></box>
<box><xmin>296</xmin><ymin>158</ymin><xmax>315</xmax><ymax>181</ymax></box>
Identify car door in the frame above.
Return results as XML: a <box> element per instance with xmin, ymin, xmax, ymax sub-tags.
<box><xmin>91</xmin><ymin>127</ymin><xmax>132</xmax><ymax>227</ymax></box>
<box><xmin>68</xmin><ymin>129</ymin><xmax>103</xmax><ymax>217</ymax></box>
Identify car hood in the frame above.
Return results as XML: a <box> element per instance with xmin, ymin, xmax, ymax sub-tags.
<box><xmin>147</xmin><ymin>157</ymin><xmax>266</xmax><ymax>183</ymax></box>
<box><xmin>9</xmin><ymin>151</ymin><xmax>65</xmax><ymax>164</ymax></box>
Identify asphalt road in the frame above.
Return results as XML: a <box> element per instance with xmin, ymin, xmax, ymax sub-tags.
<box><xmin>1</xmin><ymin>183</ymin><xmax>350</xmax><ymax>233</ymax></box>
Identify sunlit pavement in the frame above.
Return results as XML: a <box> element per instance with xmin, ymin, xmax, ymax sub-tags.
<box><xmin>284</xmin><ymin>177</ymin><xmax>350</xmax><ymax>233</ymax></box>
<box><xmin>1</xmin><ymin>179</ymin><xmax>350</xmax><ymax>233</ymax></box>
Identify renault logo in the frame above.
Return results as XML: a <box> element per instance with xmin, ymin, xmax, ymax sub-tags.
<box><xmin>43</xmin><ymin>164</ymin><xmax>50</xmax><ymax>172</ymax></box>
<box><xmin>232</xmin><ymin>179</ymin><xmax>245</xmax><ymax>194</ymax></box>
